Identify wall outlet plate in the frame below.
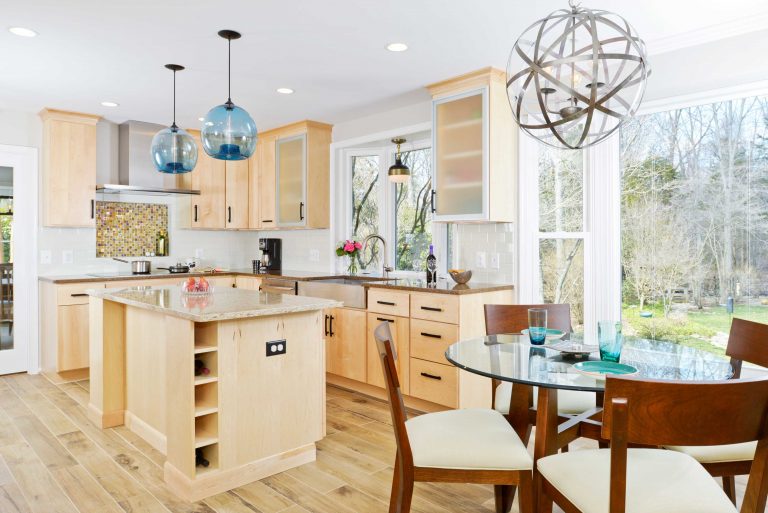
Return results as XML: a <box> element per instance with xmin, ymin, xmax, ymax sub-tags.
<box><xmin>195</xmin><ymin>248</ymin><xmax>204</xmax><ymax>258</ymax></box>
<box><xmin>490</xmin><ymin>252</ymin><xmax>500</xmax><ymax>269</ymax></box>
<box><xmin>266</xmin><ymin>339</ymin><xmax>286</xmax><ymax>356</ymax></box>
<box><xmin>40</xmin><ymin>250</ymin><xmax>52</xmax><ymax>264</ymax></box>
<box><xmin>475</xmin><ymin>251</ymin><xmax>487</xmax><ymax>268</ymax></box>
<box><xmin>309</xmin><ymin>249</ymin><xmax>320</xmax><ymax>262</ymax></box>
<box><xmin>62</xmin><ymin>249</ymin><xmax>74</xmax><ymax>264</ymax></box>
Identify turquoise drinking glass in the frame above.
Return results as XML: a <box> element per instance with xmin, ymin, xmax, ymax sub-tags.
<box><xmin>528</xmin><ymin>308</ymin><xmax>548</xmax><ymax>345</ymax></box>
<box><xmin>598</xmin><ymin>321</ymin><xmax>623</xmax><ymax>362</ymax></box>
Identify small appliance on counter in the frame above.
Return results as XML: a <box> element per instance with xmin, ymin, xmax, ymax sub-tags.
<box><xmin>258</xmin><ymin>238</ymin><xmax>282</xmax><ymax>271</ymax></box>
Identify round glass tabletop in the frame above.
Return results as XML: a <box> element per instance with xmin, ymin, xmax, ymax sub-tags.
<box><xmin>445</xmin><ymin>334</ymin><xmax>734</xmax><ymax>392</ymax></box>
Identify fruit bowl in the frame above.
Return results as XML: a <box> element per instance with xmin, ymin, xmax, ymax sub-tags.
<box><xmin>448</xmin><ymin>269</ymin><xmax>472</xmax><ymax>285</ymax></box>
<box><xmin>181</xmin><ymin>277</ymin><xmax>213</xmax><ymax>296</ymax></box>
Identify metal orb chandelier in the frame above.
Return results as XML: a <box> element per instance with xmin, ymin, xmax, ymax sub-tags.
<box><xmin>506</xmin><ymin>0</ymin><xmax>650</xmax><ymax>150</ymax></box>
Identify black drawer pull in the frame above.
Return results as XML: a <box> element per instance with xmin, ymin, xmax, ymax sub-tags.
<box><xmin>421</xmin><ymin>306</ymin><xmax>443</xmax><ymax>312</ymax></box>
<box><xmin>90</xmin><ymin>199</ymin><xmax>95</xmax><ymax>219</ymax></box>
<box><xmin>420</xmin><ymin>332</ymin><xmax>442</xmax><ymax>339</ymax></box>
<box><xmin>262</xmin><ymin>219</ymin><xmax>273</xmax><ymax>223</ymax></box>
<box><xmin>420</xmin><ymin>372</ymin><xmax>442</xmax><ymax>381</ymax></box>
<box><xmin>324</xmin><ymin>314</ymin><xmax>329</xmax><ymax>336</ymax></box>
<box><xmin>228</xmin><ymin>206</ymin><xmax>232</xmax><ymax>223</ymax></box>
<box><xmin>70</xmin><ymin>293</ymin><xmax>89</xmax><ymax>297</ymax></box>
<box><xmin>377</xmin><ymin>300</ymin><xmax>396</xmax><ymax>306</ymax></box>
<box><xmin>376</xmin><ymin>317</ymin><xmax>394</xmax><ymax>323</ymax></box>
<box><xmin>329</xmin><ymin>315</ymin><xmax>335</xmax><ymax>337</ymax></box>
<box><xmin>194</xmin><ymin>204</ymin><xmax>198</xmax><ymax>222</ymax></box>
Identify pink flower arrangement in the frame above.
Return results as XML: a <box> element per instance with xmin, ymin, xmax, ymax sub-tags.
<box><xmin>336</xmin><ymin>239</ymin><xmax>363</xmax><ymax>257</ymax></box>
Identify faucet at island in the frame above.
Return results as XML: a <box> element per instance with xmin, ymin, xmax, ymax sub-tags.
<box><xmin>362</xmin><ymin>234</ymin><xmax>393</xmax><ymax>279</ymax></box>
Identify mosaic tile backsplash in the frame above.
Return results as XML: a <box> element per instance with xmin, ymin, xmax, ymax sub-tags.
<box><xmin>96</xmin><ymin>201</ymin><xmax>168</xmax><ymax>257</ymax></box>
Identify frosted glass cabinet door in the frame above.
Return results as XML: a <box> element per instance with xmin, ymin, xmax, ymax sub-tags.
<box><xmin>276</xmin><ymin>134</ymin><xmax>306</xmax><ymax>226</ymax></box>
<box><xmin>433</xmin><ymin>88</ymin><xmax>487</xmax><ymax>220</ymax></box>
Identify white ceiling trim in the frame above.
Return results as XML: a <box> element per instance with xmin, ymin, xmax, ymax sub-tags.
<box><xmin>638</xmin><ymin>79</ymin><xmax>768</xmax><ymax>115</ymax></box>
<box><xmin>646</xmin><ymin>11</ymin><xmax>768</xmax><ymax>55</ymax></box>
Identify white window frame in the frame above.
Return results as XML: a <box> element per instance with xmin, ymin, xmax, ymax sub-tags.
<box><xmin>335</xmin><ymin>125</ymin><xmax>446</xmax><ymax>278</ymax></box>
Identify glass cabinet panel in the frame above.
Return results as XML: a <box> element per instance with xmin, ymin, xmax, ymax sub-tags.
<box><xmin>433</xmin><ymin>89</ymin><xmax>486</xmax><ymax>219</ymax></box>
<box><xmin>276</xmin><ymin>134</ymin><xmax>306</xmax><ymax>225</ymax></box>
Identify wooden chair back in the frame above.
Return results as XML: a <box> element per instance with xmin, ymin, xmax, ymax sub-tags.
<box><xmin>484</xmin><ymin>304</ymin><xmax>572</xmax><ymax>336</ymax></box>
<box><xmin>373</xmin><ymin>322</ymin><xmax>413</xmax><ymax>467</ymax></box>
<box><xmin>726</xmin><ymin>318</ymin><xmax>768</xmax><ymax>378</ymax></box>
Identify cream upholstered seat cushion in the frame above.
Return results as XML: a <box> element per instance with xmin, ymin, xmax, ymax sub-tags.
<box><xmin>494</xmin><ymin>382</ymin><xmax>596</xmax><ymax>415</ymax></box>
<box><xmin>665</xmin><ymin>442</ymin><xmax>756</xmax><ymax>463</ymax></box>
<box><xmin>405</xmin><ymin>408</ymin><xmax>532</xmax><ymax>471</ymax></box>
<box><xmin>537</xmin><ymin>448</ymin><xmax>737</xmax><ymax>513</ymax></box>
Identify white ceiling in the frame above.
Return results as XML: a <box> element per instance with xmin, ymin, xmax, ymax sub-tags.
<box><xmin>2</xmin><ymin>0</ymin><xmax>767</xmax><ymax>131</ymax></box>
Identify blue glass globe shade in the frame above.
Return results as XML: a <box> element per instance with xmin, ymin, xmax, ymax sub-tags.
<box><xmin>151</xmin><ymin>127</ymin><xmax>198</xmax><ymax>173</ymax></box>
<box><xmin>200</xmin><ymin>102</ymin><xmax>257</xmax><ymax>160</ymax></box>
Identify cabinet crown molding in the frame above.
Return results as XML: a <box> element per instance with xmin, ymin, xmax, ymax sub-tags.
<box><xmin>426</xmin><ymin>67</ymin><xmax>506</xmax><ymax>98</ymax></box>
<box><xmin>258</xmin><ymin>120</ymin><xmax>333</xmax><ymax>138</ymax></box>
<box><xmin>39</xmin><ymin>108</ymin><xmax>101</xmax><ymax>125</ymax></box>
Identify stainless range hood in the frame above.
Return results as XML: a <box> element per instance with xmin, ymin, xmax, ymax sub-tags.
<box><xmin>96</xmin><ymin>120</ymin><xmax>200</xmax><ymax>196</ymax></box>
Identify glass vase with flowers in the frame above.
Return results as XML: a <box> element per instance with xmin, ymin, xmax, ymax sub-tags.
<box><xmin>336</xmin><ymin>240</ymin><xmax>363</xmax><ymax>275</ymax></box>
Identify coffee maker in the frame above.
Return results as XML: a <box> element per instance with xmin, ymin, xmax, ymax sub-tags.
<box><xmin>258</xmin><ymin>238</ymin><xmax>282</xmax><ymax>271</ymax></box>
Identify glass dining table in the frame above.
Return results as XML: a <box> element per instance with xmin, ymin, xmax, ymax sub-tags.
<box><xmin>445</xmin><ymin>334</ymin><xmax>734</xmax><ymax>463</ymax></box>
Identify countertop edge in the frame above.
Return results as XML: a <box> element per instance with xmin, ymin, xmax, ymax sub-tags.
<box><xmin>363</xmin><ymin>282</ymin><xmax>514</xmax><ymax>295</ymax></box>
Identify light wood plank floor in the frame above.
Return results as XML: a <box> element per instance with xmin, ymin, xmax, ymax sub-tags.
<box><xmin>0</xmin><ymin>372</ymin><xmax>755</xmax><ymax>513</ymax></box>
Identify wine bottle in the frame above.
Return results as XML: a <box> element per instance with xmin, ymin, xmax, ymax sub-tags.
<box><xmin>426</xmin><ymin>244</ymin><xmax>437</xmax><ymax>286</ymax></box>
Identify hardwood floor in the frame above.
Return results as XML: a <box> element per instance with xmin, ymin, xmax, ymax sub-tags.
<box><xmin>0</xmin><ymin>372</ymin><xmax>754</xmax><ymax>513</ymax></box>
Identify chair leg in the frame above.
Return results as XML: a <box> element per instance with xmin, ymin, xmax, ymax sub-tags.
<box><xmin>722</xmin><ymin>475</ymin><xmax>737</xmax><ymax>506</ymax></box>
<box><xmin>517</xmin><ymin>473</ymin><xmax>534</xmax><ymax>513</ymax></box>
<box><xmin>494</xmin><ymin>485</ymin><xmax>513</xmax><ymax>513</ymax></box>
<box><xmin>389</xmin><ymin>457</ymin><xmax>401</xmax><ymax>513</ymax></box>
<box><xmin>400</xmin><ymin>474</ymin><xmax>414</xmax><ymax>513</ymax></box>
<box><xmin>535</xmin><ymin>471</ymin><xmax>554</xmax><ymax>513</ymax></box>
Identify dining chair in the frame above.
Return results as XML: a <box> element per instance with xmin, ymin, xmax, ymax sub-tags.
<box><xmin>666</xmin><ymin>318</ymin><xmax>768</xmax><ymax>504</ymax></box>
<box><xmin>484</xmin><ymin>304</ymin><xmax>596</xmax><ymax>427</ymax></box>
<box><xmin>537</xmin><ymin>374</ymin><xmax>768</xmax><ymax>513</ymax></box>
<box><xmin>373</xmin><ymin>322</ymin><xmax>534</xmax><ymax>513</ymax></box>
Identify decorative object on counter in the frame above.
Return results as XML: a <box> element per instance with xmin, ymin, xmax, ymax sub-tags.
<box><xmin>506</xmin><ymin>0</ymin><xmax>649</xmax><ymax>149</ymax></box>
<box><xmin>96</xmin><ymin>201</ymin><xmax>168</xmax><ymax>257</ymax></box>
<box><xmin>194</xmin><ymin>359</ymin><xmax>211</xmax><ymax>377</ymax></box>
<box><xmin>195</xmin><ymin>448</ymin><xmax>210</xmax><ymax>468</ymax></box>
<box><xmin>155</xmin><ymin>230</ymin><xmax>168</xmax><ymax>256</ymax></box>
<box><xmin>336</xmin><ymin>239</ymin><xmax>363</xmax><ymax>276</ymax></box>
<box><xmin>252</xmin><ymin>259</ymin><xmax>261</xmax><ymax>273</ymax></box>
<box><xmin>388</xmin><ymin>137</ymin><xmax>410</xmax><ymax>182</ymax></box>
<box><xmin>426</xmin><ymin>244</ymin><xmax>437</xmax><ymax>286</ymax></box>
<box><xmin>448</xmin><ymin>269</ymin><xmax>472</xmax><ymax>284</ymax></box>
<box><xmin>113</xmin><ymin>257</ymin><xmax>151</xmax><ymax>275</ymax></box>
<box><xmin>201</xmin><ymin>30</ymin><xmax>257</xmax><ymax>161</ymax></box>
<box><xmin>182</xmin><ymin>277</ymin><xmax>212</xmax><ymax>295</ymax></box>
<box><xmin>151</xmin><ymin>64</ymin><xmax>198</xmax><ymax>173</ymax></box>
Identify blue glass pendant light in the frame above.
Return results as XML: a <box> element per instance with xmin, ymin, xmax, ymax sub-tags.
<box><xmin>201</xmin><ymin>30</ymin><xmax>257</xmax><ymax>160</ymax></box>
<box><xmin>151</xmin><ymin>64</ymin><xmax>198</xmax><ymax>173</ymax></box>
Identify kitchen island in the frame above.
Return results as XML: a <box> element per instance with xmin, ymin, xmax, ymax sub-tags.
<box><xmin>87</xmin><ymin>285</ymin><xmax>340</xmax><ymax>501</ymax></box>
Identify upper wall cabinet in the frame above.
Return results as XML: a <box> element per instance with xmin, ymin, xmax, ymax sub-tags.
<box><xmin>427</xmin><ymin>67</ymin><xmax>517</xmax><ymax>223</ymax></box>
<box><xmin>250</xmin><ymin>120</ymin><xmax>332</xmax><ymax>230</ymax></box>
<box><xmin>40</xmin><ymin>109</ymin><xmax>101</xmax><ymax>227</ymax></box>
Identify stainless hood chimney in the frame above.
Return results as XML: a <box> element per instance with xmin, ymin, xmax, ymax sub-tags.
<box><xmin>96</xmin><ymin>120</ymin><xmax>200</xmax><ymax>195</ymax></box>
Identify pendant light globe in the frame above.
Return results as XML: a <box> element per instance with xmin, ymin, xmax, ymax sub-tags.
<box><xmin>201</xmin><ymin>30</ymin><xmax>257</xmax><ymax>161</ymax></box>
<box><xmin>152</xmin><ymin>64</ymin><xmax>198</xmax><ymax>173</ymax></box>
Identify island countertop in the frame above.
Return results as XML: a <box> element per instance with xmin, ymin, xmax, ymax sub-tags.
<box><xmin>89</xmin><ymin>286</ymin><xmax>341</xmax><ymax>322</ymax></box>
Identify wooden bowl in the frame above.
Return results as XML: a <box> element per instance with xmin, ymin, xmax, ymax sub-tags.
<box><xmin>449</xmin><ymin>270</ymin><xmax>472</xmax><ymax>284</ymax></box>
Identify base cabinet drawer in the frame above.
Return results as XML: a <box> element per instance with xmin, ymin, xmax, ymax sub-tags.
<box><xmin>410</xmin><ymin>318</ymin><xmax>458</xmax><ymax>364</ymax></box>
<box><xmin>57</xmin><ymin>304</ymin><xmax>89</xmax><ymax>371</ymax></box>
<box><xmin>410</xmin><ymin>293</ymin><xmax>459</xmax><ymax>324</ymax></box>
<box><xmin>366</xmin><ymin>313</ymin><xmax>410</xmax><ymax>393</ymax></box>
<box><xmin>56</xmin><ymin>282</ymin><xmax>107</xmax><ymax>305</ymax></box>
<box><xmin>409</xmin><ymin>358</ymin><xmax>458</xmax><ymax>408</ymax></box>
<box><xmin>368</xmin><ymin>288</ymin><xmax>410</xmax><ymax>317</ymax></box>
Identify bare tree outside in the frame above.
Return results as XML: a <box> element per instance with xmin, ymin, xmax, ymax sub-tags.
<box><xmin>350</xmin><ymin>155</ymin><xmax>380</xmax><ymax>269</ymax></box>
<box><xmin>394</xmin><ymin>148</ymin><xmax>432</xmax><ymax>271</ymax></box>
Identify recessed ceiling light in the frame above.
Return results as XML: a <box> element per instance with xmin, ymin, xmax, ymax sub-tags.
<box><xmin>386</xmin><ymin>42</ymin><xmax>408</xmax><ymax>52</ymax></box>
<box><xmin>198</xmin><ymin>117</ymin><xmax>205</xmax><ymax>121</ymax></box>
<box><xmin>9</xmin><ymin>27</ymin><xmax>37</xmax><ymax>37</ymax></box>
<box><xmin>100</xmin><ymin>101</ymin><xmax>119</xmax><ymax>107</ymax></box>
<box><xmin>276</xmin><ymin>88</ymin><xmax>294</xmax><ymax>95</ymax></box>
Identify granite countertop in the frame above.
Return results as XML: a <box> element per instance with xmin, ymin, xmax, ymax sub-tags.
<box><xmin>38</xmin><ymin>269</ymin><xmax>337</xmax><ymax>284</ymax></box>
<box><xmin>89</xmin><ymin>286</ymin><xmax>341</xmax><ymax>322</ymax></box>
<box><xmin>364</xmin><ymin>278</ymin><xmax>514</xmax><ymax>295</ymax></box>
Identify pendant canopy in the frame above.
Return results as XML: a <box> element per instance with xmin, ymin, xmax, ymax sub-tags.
<box><xmin>388</xmin><ymin>138</ymin><xmax>410</xmax><ymax>183</ymax></box>
<box><xmin>151</xmin><ymin>64</ymin><xmax>198</xmax><ymax>173</ymax></box>
<box><xmin>201</xmin><ymin>29</ymin><xmax>257</xmax><ymax>161</ymax></box>
<box><xmin>506</xmin><ymin>0</ymin><xmax>649</xmax><ymax>149</ymax></box>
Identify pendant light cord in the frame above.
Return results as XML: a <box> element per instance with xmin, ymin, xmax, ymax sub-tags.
<box><xmin>227</xmin><ymin>38</ymin><xmax>232</xmax><ymax>104</ymax></box>
<box><xmin>172</xmin><ymin>69</ymin><xmax>177</xmax><ymax>129</ymax></box>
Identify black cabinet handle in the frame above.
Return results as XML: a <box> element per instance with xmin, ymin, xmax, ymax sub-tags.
<box><xmin>377</xmin><ymin>300</ymin><xmax>396</xmax><ymax>306</ymax></box>
<box><xmin>262</xmin><ymin>219</ymin><xmax>273</xmax><ymax>223</ymax></box>
<box><xmin>70</xmin><ymin>293</ymin><xmax>89</xmax><ymax>297</ymax></box>
<box><xmin>90</xmin><ymin>199</ymin><xmax>95</xmax><ymax>219</ymax></box>
<box><xmin>228</xmin><ymin>206</ymin><xmax>232</xmax><ymax>223</ymax></box>
<box><xmin>376</xmin><ymin>317</ymin><xmax>394</xmax><ymax>323</ymax></box>
<box><xmin>421</xmin><ymin>306</ymin><xmax>443</xmax><ymax>312</ymax></box>
<box><xmin>324</xmin><ymin>314</ymin><xmax>329</xmax><ymax>337</ymax></box>
<box><xmin>299</xmin><ymin>202</ymin><xmax>305</xmax><ymax>221</ymax></box>
<box><xmin>420</xmin><ymin>372</ymin><xmax>442</xmax><ymax>381</ymax></box>
<box><xmin>420</xmin><ymin>332</ymin><xmax>442</xmax><ymax>339</ymax></box>
<box><xmin>430</xmin><ymin>190</ymin><xmax>436</xmax><ymax>213</ymax></box>
<box><xmin>194</xmin><ymin>204</ymin><xmax>198</xmax><ymax>222</ymax></box>
<box><xmin>329</xmin><ymin>315</ymin><xmax>335</xmax><ymax>337</ymax></box>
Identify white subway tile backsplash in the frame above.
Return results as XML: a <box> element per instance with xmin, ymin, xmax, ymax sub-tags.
<box><xmin>450</xmin><ymin>223</ymin><xmax>515</xmax><ymax>285</ymax></box>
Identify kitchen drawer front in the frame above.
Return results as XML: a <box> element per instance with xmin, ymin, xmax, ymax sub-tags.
<box><xmin>110</xmin><ymin>278</ymin><xmax>183</xmax><ymax>289</ymax></box>
<box><xmin>410</xmin><ymin>319</ymin><xmax>458</xmax><ymax>364</ymax></box>
<box><xmin>56</xmin><ymin>282</ymin><xmax>106</xmax><ymax>305</ymax></box>
<box><xmin>410</xmin><ymin>292</ymin><xmax>459</xmax><ymax>324</ymax></box>
<box><xmin>367</xmin><ymin>288</ymin><xmax>410</xmax><ymax>317</ymax></box>
<box><xmin>409</xmin><ymin>358</ymin><xmax>458</xmax><ymax>408</ymax></box>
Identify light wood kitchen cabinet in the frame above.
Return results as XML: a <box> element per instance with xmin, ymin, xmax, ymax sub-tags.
<box><xmin>186</xmin><ymin>130</ymin><xmax>226</xmax><ymax>229</ymax></box>
<box><xmin>225</xmin><ymin>159</ymin><xmax>249</xmax><ymax>229</ymax></box>
<box><xmin>235</xmin><ymin>276</ymin><xmax>261</xmax><ymax>290</ymax></box>
<box><xmin>57</xmin><ymin>304</ymin><xmax>90</xmax><ymax>371</ymax></box>
<box><xmin>325</xmin><ymin>307</ymin><xmax>367</xmax><ymax>382</ymax></box>
<box><xmin>426</xmin><ymin>67</ymin><xmax>517</xmax><ymax>223</ymax></box>
<box><xmin>249</xmin><ymin>132</ymin><xmax>277</xmax><ymax>229</ymax></box>
<box><xmin>366</xmin><ymin>312</ymin><xmax>410</xmax><ymax>393</ymax></box>
<box><xmin>39</xmin><ymin>109</ymin><xmax>101</xmax><ymax>227</ymax></box>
